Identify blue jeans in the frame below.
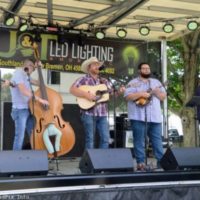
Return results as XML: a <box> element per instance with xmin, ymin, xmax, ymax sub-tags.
<box><xmin>11</xmin><ymin>108</ymin><xmax>34</xmax><ymax>150</ymax></box>
<box><xmin>81</xmin><ymin>113</ymin><xmax>110</xmax><ymax>149</ymax></box>
<box><xmin>130</xmin><ymin>120</ymin><xmax>164</xmax><ymax>164</ymax></box>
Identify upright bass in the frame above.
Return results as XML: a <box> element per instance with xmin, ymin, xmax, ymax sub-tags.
<box><xmin>29</xmin><ymin>43</ymin><xmax>75</xmax><ymax>158</ymax></box>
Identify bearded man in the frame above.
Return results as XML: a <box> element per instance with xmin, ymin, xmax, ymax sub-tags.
<box><xmin>124</xmin><ymin>62</ymin><xmax>166</xmax><ymax>171</ymax></box>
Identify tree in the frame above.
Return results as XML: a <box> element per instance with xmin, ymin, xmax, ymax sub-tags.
<box><xmin>167</xmin><ymin>29</ymin><xmax>200</xmax><ymax>146</ymax></box>
<box><xmin>1</xmin><ymin>73</ymin><xmax>12</xmax><ymax>102</ymax></box>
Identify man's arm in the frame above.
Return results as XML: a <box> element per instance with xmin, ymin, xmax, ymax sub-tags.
<box><xmin>17</xmin><ymin>83</ymin><xmax>49</xmax><ymax>105</ymax></box>
<box><xmin>30</xmin><ymin>79</ymin><xmax>39</xmax><ymax>86</ymax></box>
<box><xmin>125</xmin><ymin>91</ymin><xmax>151</xmax><ymax>101</ymax></box>
<box><xmin>151</xmin><ymin>88</ymin><xmax>166</xmax><ymax>101</ymax></box>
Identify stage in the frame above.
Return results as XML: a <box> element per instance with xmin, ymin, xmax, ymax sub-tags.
<box><xmin>1</xmin><ymin>157</ymin><xmax>200</xmax><ymax>199</ymax></box>
<box><xmin>0</xmin><ymin>102</ymin><xmax>197</xmax><ymax>199</ymax></box>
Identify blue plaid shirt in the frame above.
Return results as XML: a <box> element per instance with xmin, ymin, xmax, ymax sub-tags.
<box><xmin>124</xmin><ymin>77</ymin><xmax>166</xmax><ymax>123</ymax></box>
<box><xmin>73</xmin><ymin>74</ymin><xmax>110</xmax><ymax>116</ymax></box>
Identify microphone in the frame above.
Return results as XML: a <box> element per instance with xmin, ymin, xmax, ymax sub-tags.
<box><xmin>24</xmin><ymin>67</ymin><xmax>30</xmax><ymax>77</ymax></box>
<box><xmin>24</xmin><ymin>67</ymin><xmax>29</xmax><ymax>73</ymax></box>
<box><xmin>99</xmin><ymin>65</ymin><xmax>105</xmax><ymax>71</ymax></box>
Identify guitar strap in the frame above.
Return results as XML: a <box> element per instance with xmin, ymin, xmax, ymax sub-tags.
<box><xmin>148</xmin><ymin>79</ymin><xmax>153</xmax><ymax>103</ymax></box>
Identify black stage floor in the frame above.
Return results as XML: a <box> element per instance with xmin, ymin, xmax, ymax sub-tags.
<box><xmin>1</xmin><ymin>168</ymin><xmax>200</xmax><ymax>200</ymax></box>
<box><xmin>1</xmin><ymin>157</ymin><xmax>200</xmax><ymax>199</ymax></box>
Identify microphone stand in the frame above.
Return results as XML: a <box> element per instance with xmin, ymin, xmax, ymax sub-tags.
<box><xmin>99</xmin><ymin>74</ymin><xmax>118</xmax><ymax>148</ymax></box>
<box><xmin>144</xmin><ymin>106</ymin><xmax>148</xmax><ymax>166</ymax></box>
<box><xmin>27</xmin><ymin>71</ymin><xmax>36</xmax><ymax>150</ymax></box>
<box><xmin>0</xmin><ymin>70</ymin><xmax>2</xmax><ymax>150</ymax></box>
<box><xmin>108</xmin><ymin>78</ymin><xmax>117</xmax><ymax>148</ymax></box>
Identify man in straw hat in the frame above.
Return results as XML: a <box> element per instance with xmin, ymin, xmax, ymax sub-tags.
<box><xmin>70</xmin><ymin>57</ymin><xmax>111</xmax><ymax>149</ymax></box>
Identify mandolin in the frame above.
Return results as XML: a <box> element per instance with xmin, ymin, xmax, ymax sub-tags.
<box><xmin>134</xmin><ymin>81</ymin><xmax>168</xmax><ymax>106</ymax></box>
<box><xmin>134</xmin><ymin>88</ymin><xmax>153</xmax><ymax>106</ymax></box>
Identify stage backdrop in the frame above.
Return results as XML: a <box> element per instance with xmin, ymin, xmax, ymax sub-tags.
<box><xmin>0</xmin><ymin>29</ymin><xmax>161</xmax><ymax>80</ymax></box>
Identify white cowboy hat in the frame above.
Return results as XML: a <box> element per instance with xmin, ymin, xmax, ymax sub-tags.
<box><xmin>81</xmin><ymin>57</ymin><xmax>103</xmax><ymax>73</ymax></box>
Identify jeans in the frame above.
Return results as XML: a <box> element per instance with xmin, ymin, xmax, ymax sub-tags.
<box><xmin>11</xmin><ymin>108</ymin><xmax>34</xmax><ymax>150</ymax></box>
<box><xmin>81</xmin><ymin>113</ymin><xmax>110</xmax><ymax>149</ymax></box>
<box><xmin>130</xmin><ymin>120</ymin><xmax>164</xmax><ymax>164</ymax></box>
<box><xmin>43</xmin><ymin>124</ymin><xmax>62</xmax><ymax>154</ymax></box>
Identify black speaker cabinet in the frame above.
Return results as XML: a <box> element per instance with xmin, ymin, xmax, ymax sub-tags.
<box><xmin>79</xmin><ymin>148</ymin><xmax>133</xmax><ymax>173</ymax></box>
<box><xmin>0</xmin><ymin>150</ymin><xmax>48</xmax><ymax>177</ymax></box>
<box><xmin>161</xmin><ymin>147</ymin><xmax>200</xmax><ymax>170</ymax></box>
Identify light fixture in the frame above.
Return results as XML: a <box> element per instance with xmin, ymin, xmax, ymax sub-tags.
<box><xmin>163</xmin><ymin>23</ymin><xmax>174</xmax><ymax>33</ymax></box>
<box><xmin>116</xmin><ymin>28</ymin><xmax>127</xmax><ymax>38</ymax></box>
<box><xmin>19</xmin><ymin>19</ymin><xmax>29</xmax><ymax>32</ymax></box>
<box><xmin>95</xmin><ymin>29</ymin><xmax>105</xmax><ymax>39</ymax></box>
<box><xmin>139</xmin><ymin>25</ymin><xmax>150</xmax><ymax>36</ymax></box>
<box><xmin>187</xmin><ymin>20</ymin><xmax>199</xmax><ymax>31</ymax></box>
<box><xmin>4</xmin><ymin>14</ymin><xmax>15</xmax><ymax>26</ymax></box>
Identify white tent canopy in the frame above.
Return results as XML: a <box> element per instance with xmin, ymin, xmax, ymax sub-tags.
<box><xmin>0</xmin><ymin>0</ymin><xmax>200</xmax><ymax>41</ymax></box>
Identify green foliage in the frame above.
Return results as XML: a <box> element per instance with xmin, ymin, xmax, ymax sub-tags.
<box><xmin>167</xmin><ymin>40</ymin><xmax>185</xmax><ymax>114</ymax></box>
<box><xmin>1</xmin><ymin>73</ymin><xmax>12</xmax><ymax>102</ymax></box>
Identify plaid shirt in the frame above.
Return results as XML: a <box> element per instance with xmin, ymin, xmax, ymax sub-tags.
<box><xmin>73</xmin><ymin>74</ymin><xmax>110</xmax><ymax>116</ymax></box>
<box><xmin>124</xmin><ymin>77</ymin><xmax>166</xmax><ymax>123</ymax></box>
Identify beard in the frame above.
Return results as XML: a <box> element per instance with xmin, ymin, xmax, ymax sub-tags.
<box><xmin>140</xmin><ymin>72</ymin><xmax>151</xmax><ymax>79</ymax></box>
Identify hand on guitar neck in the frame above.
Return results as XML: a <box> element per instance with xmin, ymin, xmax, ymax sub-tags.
<box><xmin>116</xmin><ymin>85</ymin><xmax>126</xmax><ymax>95</ymax></box>
<box><xmin>1</xmin><ymin>79</ymin><xmax>15</xmax><ymax>88</ymax></box>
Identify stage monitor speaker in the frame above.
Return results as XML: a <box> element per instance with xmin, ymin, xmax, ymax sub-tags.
<box><xmin>160</xmin><ymin>147</ymin><xmax>200</xmax><ymax>170</ymax></box>
<box><xmin>79</xmin><ymin>148</ymin><xmax>133</xmax><ymax>173</ymax></box>
<box><xmin>0</xmin><ymin>150</ymin><xmax>48</xmax><ymax>177</ymax></box>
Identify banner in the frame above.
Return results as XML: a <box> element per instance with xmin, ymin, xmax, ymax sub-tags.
<box><xmin>0</xmin><ymin>29</ymin><xmax>161</xmax><ymax>78</ymax></box>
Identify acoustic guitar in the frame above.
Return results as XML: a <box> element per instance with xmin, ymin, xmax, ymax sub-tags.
<box><xmin>77</xmin><ymin>84</ymin><xmax>110</xmax><ymax>110</ymax></box>
<box><xmin>134</xmin><ymin>81</ymin><xmax>168</xmax><ymax>106</ymax></box>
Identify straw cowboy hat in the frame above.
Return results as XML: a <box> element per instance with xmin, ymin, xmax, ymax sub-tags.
<box><xmin>81</xmin><ymin>57</ymin><xmax>103</xmax><ymax>73</ymax></box>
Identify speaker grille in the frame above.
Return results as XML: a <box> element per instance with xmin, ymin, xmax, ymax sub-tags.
<box><xmin>0</xmin><ymin>150</ymin><xmax>48</xmax><ymax>177</ymax></box>
<box><xmin>79</xmin><ymin>148</ymin><xmax>133</xmax><ymax>173</ymax></box>
<box><xmin>161</xmin><ymin>147</ymin><xmax>200</xmax><ymax>170</ymax></box>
